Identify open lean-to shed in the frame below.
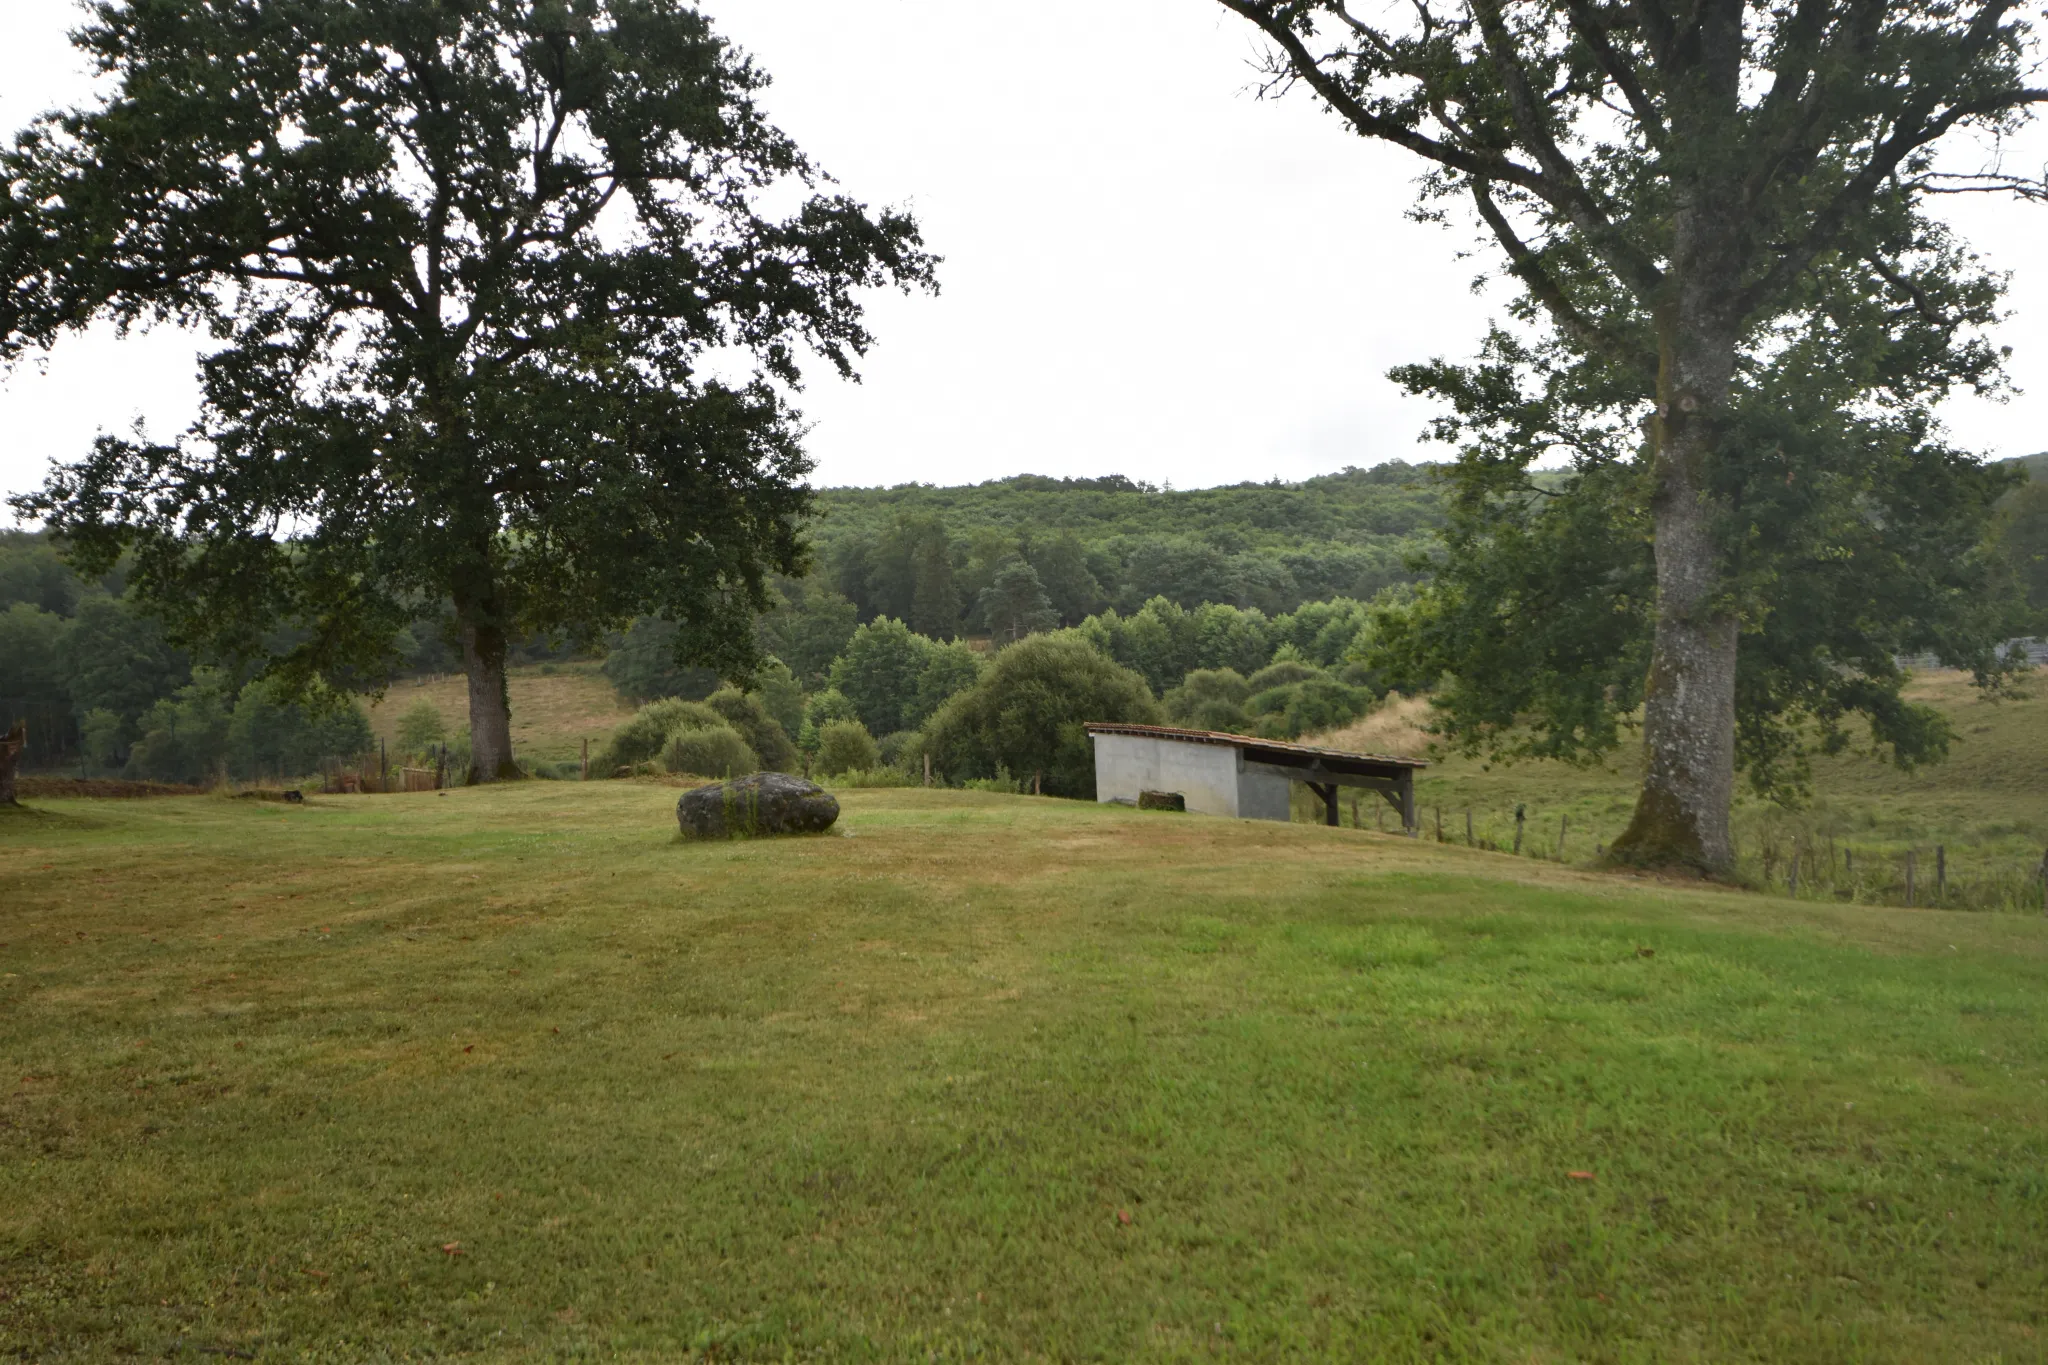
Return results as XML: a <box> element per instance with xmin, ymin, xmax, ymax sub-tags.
<box><xmin>1085</xmin><ymin>723</ymin><xmax>1426</xmax><ymax>833</ymax></box>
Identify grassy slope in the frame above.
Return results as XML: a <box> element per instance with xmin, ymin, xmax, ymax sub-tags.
<box><xmin>365</xmin><ymin>662</ymin><xmax>634</xmax><ymax>766</ymax></box>
<box><xmin>4</xmin><ymin>787</ymin><xmax>2047</xmax><ymax>1361</ymax></box>
<box><xmin>1311</xmin><ymin>671</ymin><xmax>2048</xmax><ymax>903</ymax></box>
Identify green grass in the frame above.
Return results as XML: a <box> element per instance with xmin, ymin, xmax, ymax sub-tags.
<box><xmin>4</xmin><ymin>787</ymin><xmax>2048</xmax><ymax>1361</ymax></box>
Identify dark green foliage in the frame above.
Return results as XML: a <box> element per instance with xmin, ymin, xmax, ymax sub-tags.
<box><xmin>0</xmin><ymin>605</ymin><xmax>70</xmax><ymax>707</ymax></box>
<box><xmin>876</xmin><ymin>730</ymin><xmax>924</xmax><ymax>770</ymax></box>
<box><xmin>757</xmin><ymin>580</ymin><xmax>861</xmax><ymax>690</ymax></box>
<box><xmin>1162</xmin><ymin>668</ymin><xmax>1254</xmax><ymax>734</ymax></box>
<box><xmin>923</xmin><ymin>634</ymin><xmax>1158</xmax><ymax>798</ymax></box>
<box><xmin>705</xmin><ymin>687</ymin><xmax>799</xmax><ymax>772</ymax></box>
<box><xmin>664</xmin><ymin>725</ymin><xmax>757</xmax><ymax>780</ymax></box>
<box><xmin>1992</xmin><ymin>480</ymin><xmax>2048</xmax><ymax>626</ymax></box>
<box><xmin>748</xmin><ymin>658</ymin><xmax>806</xmax><ymax>741</ymax></box>
<box><xmin>603</xmin><ymin>617</ymin><xmax>720</xmax><ymax>706</ymax></box>
<box><xmin>815</xmin><ymin>466</ymin><xmax>1439</xmax><ymax>631</ymax></box>
<box><xmin>1245</xmin><ymin>659</ymin><xmax>1322</xmax><ymax>693</ymax></box>
<box><xmin>596</xmin><ymin>698</ymin><xmax>725</xmax><ymax>776</ymax></box>
<box><xmin>1246</xmin><ymin>676</ymin><xmax>1377</xmax><ymax>741</ymax></box>
<box><xmin>829</xmin><ymin>618</ymin><xmax>934</xmax><ymax>736</ymax></box>
<box><xmin>225</xmin><ymin>680</ymin><xmax>376</xmax><ymax>780</ymax></box>
<box><xmin>60</xmin><ymin>595</ymin><xmax>191</xmax><ymax>762</ymax></box>
<box><xmin>978</xmin><ymin>561</ymin><xmax>1059</xmax><ymax>644</ymax></box>
<box><xmin>123</xmin><ymin>676</ymin><xmax>234</xmax><ymax>785</ymax></box>
<box><xmin>913</xmin><ymin>640</ymin><xmax>985</xmax><ymax>725</ymax></box>
<box><xmin>3</xmin><ymin>0</ymin><xmax>933</xmax><ymax>780</ymax></box>
<box><xmin>1021</xmin><ymin>531</ymin><xmax>1105</xmax><ymax>625</ymax></box>
<box><xmin>814</xmin><ymin>720</ymin><xmax>879</xmax><ymax>777</ymax></box>
<box><xmin>0</xmin><ymin>531</ymin><xmax>85</xmax><ymax>616</ymax></box>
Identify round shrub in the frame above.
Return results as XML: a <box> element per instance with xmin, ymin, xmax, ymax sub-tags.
<box><xmin>1246</xmin><ymin>659</ymin><xmax>1323</xmax><ymax>692</ymax></box>
<box><xmin>922</xmin><ymin>633</ymin><xmax>1158</xmax><ymax>798</ymax></box>
<box><xmin>705</xmin><ymin>687</ymin><xmax>799</xmax><ymax>771</ymax></box>
<box><xmin>815</xmin><ymin>719</ymin><xmax>880</xmax><ymax>777</ymax></box>
<box><xmin>664</xmin><ymin>724</ymin><xmax>758</xmax><ymax>779</ymax></box>
<box><xmin>597</xmin><ymin>698</ymin><xmax>725</xmax><ymax>775</ymax></box>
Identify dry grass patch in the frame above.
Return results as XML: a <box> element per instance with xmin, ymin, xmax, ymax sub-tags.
<box><xmin>365</xmin><ymin>662</ymin><xmax>635</xmax><ymax>763</ymax></box>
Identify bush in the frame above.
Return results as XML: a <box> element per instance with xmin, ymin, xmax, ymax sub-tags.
<box><xmin>877</xmin><ymin>729</ymin><xmax>924</xmax><ymax>770</ymax></box>
<box><xmin>664</xmin><ymin>724</ymin><xmax>758</xmax><ymax>779</ymax></box>
<box><xmin>1162</xmin><ymin>668</ymin><xmax>1251</xmax><ymax>725</ymax></box>
<box><xmin>705</xmin><ymin>687</ymin><xmax>799</xmax><ymax>771</ymax></box>
<box><xmin>816</xmin><ymin>719</ymin><xmax>880</xmax><ymax>777</ymax></box>
<box><xmin>1247</xmin><ymin>675</ymin><xmax>1377</xmax><ymax>739</ymax></box>
<box><xmin>596</xmin><ymin>698</ymin><xmax>725</xmax><ymax>775</ymax></box>
<box><xmin>798</xmin><ymin>688</ymin><xmax>861</xmax><ymax>753</ymax></box>
<box><xmin>1245</xmin><ymin>658</ymin><xmax>1323</xmax><ymax>692</ymax></box>
<box><xmin>922</xmin><ymin>633</ymin><xmax>1158</xmax><ymax>798</ymax></box>
<box><xmin>828</xmin><ymin>767</ymin><xmax>915</xmax><ymax>789</ymax></box>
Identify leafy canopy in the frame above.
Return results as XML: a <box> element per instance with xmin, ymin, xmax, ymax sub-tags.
<box><xmin>3</xmin><ymin>0</ymin><xmax>934</xmax><ymax>697</ymax></box>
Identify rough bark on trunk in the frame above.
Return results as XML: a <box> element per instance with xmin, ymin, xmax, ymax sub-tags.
<box><xmin>1608</xmin><ymin>268</ymin><xmax>1740</xmax><ymax>873</ymax></box>
<box><xmin>455</xmin><ymin>588</ymin><xmax>521</xmax><ymax>784</ymax></box>
<box><xmin>0</xmin><ymin>720</ymin><xmax>24</xmax><ymax>806</ymax></box>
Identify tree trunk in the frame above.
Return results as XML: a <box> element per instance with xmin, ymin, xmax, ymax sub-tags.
<box><xmin>454</xmin><ymin>586</ymin><xmax>520</xmax><ymax>784</ymax></box>
<box><xmin>1608</xmin><ymin>294</ymin><xmax>1740</xmax><ymax>873</ymax></box>
<box><xmin>0</xmin><ymin>720</ymin><xmax>24</xmax><ymax>806</ymax></box>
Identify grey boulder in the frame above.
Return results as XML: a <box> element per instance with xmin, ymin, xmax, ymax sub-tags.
<box><xmin>676</xmin><ymin>771</ymin><xmax>840</xmax><ymax>839</ymax></box>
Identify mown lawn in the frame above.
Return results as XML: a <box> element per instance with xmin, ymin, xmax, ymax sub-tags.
<box><xmin>2</xmin><ymin>786</ymin><xmax>2046</xmax><ymax>1362</ymax></box>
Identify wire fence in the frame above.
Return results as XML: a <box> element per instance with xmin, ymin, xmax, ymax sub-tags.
<box><xmin>1292</xmin><ymin>790</ymin><xmax>2048</xmax><ymax>915</ymax></box>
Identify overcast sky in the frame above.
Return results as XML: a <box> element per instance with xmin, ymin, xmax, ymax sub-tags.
<box><xmin>1</xmin><ymin>0</ymin><xmax>2041</xmax><ymax>510</ymax></box>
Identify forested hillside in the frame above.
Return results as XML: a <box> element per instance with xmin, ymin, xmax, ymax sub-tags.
<box><xmin>805</xmin><ymin>462</ymin><xmax>1445</xmax><ymax>636</ymax></box>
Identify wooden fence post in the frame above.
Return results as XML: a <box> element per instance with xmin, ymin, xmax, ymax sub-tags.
<box><xmin>1435</xmin><ymin>807</ymin><xmax>1443</xmax><ymax>842</ymax></box>
<box><xmin>1906</xmin><ymin>850</ymin><xmax>1917</xmax><ymax>908</ymax></box>
<box><xmin>1513</xmin><ymin>805</ymin><xmax>1526</xmax><ymax>856</ymax></box>
<box><xmin>581</xmin><ymin>737</ymin><xmax>589</xmax><ymax>782</ymax></box>
<box><xmin>1936</xmin><ymin>845</ymin><xmax>1946</xmax><ymax>901</ymax></box>
<box><xmin>1466</xmin><ymin>809</ymin><xmax>1474</xmax><ymax>845</ymax></box>
<box><xmin>924</xmin><ymin>752</ymin><xmax>932</xmax><ymax>788</ymax></box>
<box><xmin>1557</xmin><ymin>815</ymin><xmax>1568</xmax><ymax>860</ymax></box>
<box><xmin>1787</xmin><ymin>851</ymin><xmax>1800</xmax><ymax>896</ymax></box>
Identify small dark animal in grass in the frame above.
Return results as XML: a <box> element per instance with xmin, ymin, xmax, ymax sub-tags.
<box><xmin>677</xmin><ymin>772</ymin><xmax>840</xmax><ymax>840</ymax></box>
<box><xmin>283</xmin><ymin>790</ymin><xmax>304</xmax><ymax>804</ymax></box>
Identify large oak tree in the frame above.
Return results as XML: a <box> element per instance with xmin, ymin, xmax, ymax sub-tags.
<box><xmin>1218</xmin><ymin>0</ymin><xmax>2044</xmax><ymax>870</ymax></box>
<box><xmin>3</xmin><ymin>0</ymin><xmax>932</xmax><ymax>781</ymax></box>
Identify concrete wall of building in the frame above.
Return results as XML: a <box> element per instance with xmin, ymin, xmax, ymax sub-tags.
<box><xmin>1091</xmin><ymin>733</ymin><xmax>1243</xmax><ymax>818</ymax></box>
<box><xmin>1235</xmin><ymin>765</ymin><xmax>1293</xmax><ymax>822</ymax></box>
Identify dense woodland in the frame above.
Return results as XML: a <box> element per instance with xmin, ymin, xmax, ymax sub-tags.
<box><xmin>5</xmin><ymin>454</ymin><xmax>2045</xmax><ymax>788</ymax></box>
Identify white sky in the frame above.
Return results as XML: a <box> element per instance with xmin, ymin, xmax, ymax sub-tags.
<box><xmin>1</xmin><ymin>0</ymin><xmax>2042</xmax><ymax>512</ymax></box>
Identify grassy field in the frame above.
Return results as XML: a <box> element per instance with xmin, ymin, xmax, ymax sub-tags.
<box><xmin>1310</xmin><ymin>671</ymin><xmax>2048</xmax><ymax>907</ymax></box>
<box><xmin>4</xmin><ymin>785</ymin><xmax>2047</xmax><ymax>1360</ymax></box>
<box><xmin>366</xmin><ymin>663</ymin><xmax>634</xmax><ymax>766</ymax></box>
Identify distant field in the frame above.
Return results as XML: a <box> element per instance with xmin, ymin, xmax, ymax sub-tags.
<box><xmin>4</xmin><ymin>786</ymin><xmax>2047</xmax><ymax>1360</ymax></box>
<box><xmin>366</xmin><ymin>662</ymin><xmax>633</xmax><ymax>765</ymax></box>
<box><xmin>1309</xmin><ymin>670</ymin><xmax>2048</xmax><ymax>906</ymax></box>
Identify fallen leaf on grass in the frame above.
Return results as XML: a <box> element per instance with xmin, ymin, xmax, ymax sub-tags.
<box><xmin>1116</xmin><ymin>1209</ymin><xmax>1133</xmax><ymax>1225</ymax></box>
<box><xmin>1568</xmin><ymin>1171</ymin><xmax>1596</xmax><ymax>1181</ymax></box>
<box><xmin>463</xmin><ymin>1045</ymin><xmax>475</xmax><ymax>1053</ymax></box>
<box><xmin>440</xmin><ymin>1242</ymin><xmax>463</xmax><ymax>1256</ymax></box>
